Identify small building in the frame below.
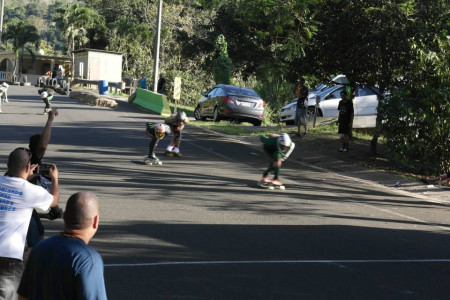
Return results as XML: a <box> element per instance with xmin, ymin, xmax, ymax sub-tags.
<box><xmin>0</xmin><ymin>51</ymin><xmax>70</xmax><ymax>84</ymax></box>
<box><xmin>73</xmin><ymin>49</ymin><xmax>123</xmax><ymax>83</ymax></box>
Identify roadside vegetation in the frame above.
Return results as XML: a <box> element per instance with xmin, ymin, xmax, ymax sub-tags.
<box><xmin>1</xmin><ymin>0</ymin><xmax>448</xmax><ymax>176</ymax></box>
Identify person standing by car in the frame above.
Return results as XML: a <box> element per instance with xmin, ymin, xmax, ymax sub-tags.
<box><xmin>259</xmin><ymin>133</ymin><xmax>295</xmax><ymax>186</ymax></box>
<box><xmin>295</xmin><ymin>78</ymin><xmax>309</xmax><ymax>137</ymax></box>
<box><xmin>337</xmin><ymin>91</ymin><xmax>354</xmax><ymax>152</ymax></box>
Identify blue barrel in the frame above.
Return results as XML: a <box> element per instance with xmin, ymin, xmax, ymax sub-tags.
<box><xmin>99</xmin><ymin>80</ymin><xmax>109</xmax><ymax>95</ymax></box>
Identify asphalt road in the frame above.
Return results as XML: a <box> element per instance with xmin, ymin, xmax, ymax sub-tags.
<box><xmin>2</xmin><ymin>85</ymin><xmax>450</xmax><ymax>299</ymax></box>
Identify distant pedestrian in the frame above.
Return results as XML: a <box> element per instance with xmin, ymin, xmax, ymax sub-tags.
<box><xmin>0</xmin><ymin>148</ymin><xmax>59</xmax><ymax>300</ymax></box>
<box><xmin>139</xmin><ymin>73</ymin><xmax>148</xmax><ymax>89</ymax></box>
<box><xmin>18</xmin><ymin>192</ymin><xmax>107</xmax><ymax>300</ymax></box>
<box><xmin>157</xmin><ymin>74</ymin><xmax>166</xmax><ymax>94</ymax></box>
<box><xmin>295</xmin><ymin>78</ymin><xmax>309</xmax><ymax>137</ymax></box>
<box><xmin>337</xmin><ymin>90</ymin><xmax>354</xmax><ymax>152</ymax></box>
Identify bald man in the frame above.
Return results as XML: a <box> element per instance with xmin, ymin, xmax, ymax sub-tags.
<box><xmin>18</xmin><ymin>192</ymin><xmax>107</xmax><ymax>300</ymax></box>
<box><xmin>0</xmin><ymin>148</ymin><xmax>59</xmax><ymax>300</ymax></box>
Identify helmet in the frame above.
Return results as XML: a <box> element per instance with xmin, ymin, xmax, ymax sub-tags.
<box><xmin>176</xmin><ymin>111</ymin><xmax>187</xmax><ymax>123</ymax></box>
<box><xmin>41</xmin><ymin>91</ymin><xmax>48</xmax><ymax>99</ymax></box>
<box><xmin>1</xmin><ymin>82</ymin><xmax>8</xmax><ymax>88</ymax></box>
<box><xmin>277</xmin><ymin>133</ymin><xmax>292</xmax><ymax>149</ymax></box>
<box><xmin>155</xmin><ymin>123</ymin><xmax>166</xmax><ymax>139</ymax></box>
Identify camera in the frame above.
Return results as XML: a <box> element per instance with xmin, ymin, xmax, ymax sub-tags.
<box><xmin>38</xmin><ymin>163</ymin><xmax>53</xmax><ymax>176</ymax></box>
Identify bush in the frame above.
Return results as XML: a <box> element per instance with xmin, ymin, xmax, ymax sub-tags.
<box><xmin>379</xmin><ymin>38</ymin><xmax>450</xmax><ymax>174</ymax></box>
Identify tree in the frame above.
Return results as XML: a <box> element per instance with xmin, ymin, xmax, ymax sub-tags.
<box><xmin>212</xmin><ymin>34</ymin><xmax>232</xmax><ymax>84</ymax></box>
<box><xmin>54</xmin><ymin>3</ymin><xmax>105</xmax><ymax>77</ymax></box>
<box><xmin>2</xmin><ymin>19</ymin><xmax>39</xmax><ymax>79</ymax></box>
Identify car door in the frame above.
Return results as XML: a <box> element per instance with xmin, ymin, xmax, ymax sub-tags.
<box><xmin>203</xmin><ymin>88</ymin><xmax>218</xmax><ymax>116</ymax></box>
<box><xmin>354</xmin><ymin>86</ymin><xmax>379</xmax><ymax>116</ymax></box>
<box><xmin>320</xmin><ymin>86</ymin><xmax>345</xmax><ymax>117</ymax></box>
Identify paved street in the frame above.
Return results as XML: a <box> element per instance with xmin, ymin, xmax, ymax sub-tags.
<box><xmin>2</xmin><ymin>85</ymin><xmax>450</xmax><ymax>299</ymax></box>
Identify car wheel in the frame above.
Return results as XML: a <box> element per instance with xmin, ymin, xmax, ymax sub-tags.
<box><xmin>308</xmin><ymin>106</ymin><xmax>323</xmax><ymax>117</ymax></box>
<box><xmin>213</xmin><ymin>107</ymin><xmax>221</xmax><ymax>122</ymax></box>
<box><xmin>252</xmin><ymin>120</ymin><xmax>262</xmax><ymax>126</ymax></box>
<box><xmin>194</xmin><ymin>105</ymin><xmax>202</xmax><ymax>120</ymax></box>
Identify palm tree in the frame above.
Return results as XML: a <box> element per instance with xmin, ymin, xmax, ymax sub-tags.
<box><xmin>54</xmin><ymin>3</ymin><xmax>105</xmax><ymax>78</ymax></box>
<box><xmin>2</xmin><ymin>19</ymin><xmax>39</xmax><ymax>80</ymax></box>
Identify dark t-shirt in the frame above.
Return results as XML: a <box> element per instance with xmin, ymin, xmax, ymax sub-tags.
<box><xmin>338</xmin><ymin>99</ymin><xmax>354</xmax><ymax>124</ymax></box>
<box><xmin>18</xmin><ymin>235</ymin><xmax>107</xmax><ymax>300</ymax></box>
<box><xmin>296</xmin><ymin>86</ymin><xmax>309</xmax><ymax>108</ymax></box>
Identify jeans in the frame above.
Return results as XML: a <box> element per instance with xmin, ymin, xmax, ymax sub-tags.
<box><xmin>0</xmin><ymin>257</ymin><xmax>23</xmax><ymax>300</ymax></box>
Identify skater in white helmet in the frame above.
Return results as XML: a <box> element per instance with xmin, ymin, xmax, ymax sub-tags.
<box><xmin>38</xmin><ymin>88</ymin><xmax>54</xmax><ymax>114</ymax></box>
<box><xmin>164</xmin><ymin>111</ymin><xmax>188</xmax><ymax>157</ymax></box>
<box><xmin>144</xmin><ymin>122</ymin><xmax>169</xmax><ymax>165</ymax></box>
<box><xmin>259</xmin><ymin>133</ymin><xmax>295</xmax><ymax>187</ymax></box>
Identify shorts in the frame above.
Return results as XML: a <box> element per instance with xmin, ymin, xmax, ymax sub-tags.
<box><xmin>296</xmin><ymin>107</ymin><xmax>308</xmax><ymax>126</ymax></box>
<box><xmin>338</xmin><ymin>122</ymin><xmax>350</xmax><ymax>135</ymax></box>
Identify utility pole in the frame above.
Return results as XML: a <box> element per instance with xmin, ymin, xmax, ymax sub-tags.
<box><xmin>152</xmin><ymin>0</ymin><xmax>162</xmax><ymax>93</ymax></box>
<box><xmin>0</xmin><ymin>0</ymin><xmax>5</xmax><ymax>45</ymax></box>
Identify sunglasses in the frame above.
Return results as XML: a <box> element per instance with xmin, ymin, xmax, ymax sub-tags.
<box><xmin>14</xmin><ymin>147</ymin><xmax>32</xmax><ymax>165</ymax></box>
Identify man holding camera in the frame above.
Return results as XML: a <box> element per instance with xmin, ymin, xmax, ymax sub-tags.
<box><xmin>0</xmin><ymin>148</ymin><xmax>60</xmax><ymax>299</ymax></box>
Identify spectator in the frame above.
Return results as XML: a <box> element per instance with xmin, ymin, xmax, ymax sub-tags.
<box><xmin>26</xmin><ymin>109</ymin><xmax>63</xmax><ymax>251</ymax></box>
<box><xmin>139</xmin><ymin>73</ymin><xmax>147</xmax><ymax>89</ymax></box>
<box><xmin>0</xmin><ymin>148</ymin><xmax>59</xmax><ymax>299</ymax></box>
<box><xmin>56</xmin><ymin>66</ymin><xmax>63</xmax><ymax>86</ymax></box>
<box><xmin>18</xmin><ymin>192</ymin><xmax>107</xmax><ymax>300</ymax></box>
<box><xmin>337</xmin><ymin>90</ymin><xmax>354</xmax><ymax>152</ymax></box>
<box><xmin>51</xmin><ymin>65</ymin><xmax>58</xmax><ymax>79</ymax></box>
<box><xmin>157</xmin><ymin>74</ymin><xmax>166</xmax><ymax>94</ymax></box>
<box><xmin>295</xmin><ymin>78</ymin><xmax>309</xmax><ymax>137</ymax></box>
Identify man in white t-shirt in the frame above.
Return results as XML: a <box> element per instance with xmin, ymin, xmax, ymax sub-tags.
<box><xmin>0</xmin><ymin>148</ymin><xmax>59</xmax><ymax>300</ymax></box>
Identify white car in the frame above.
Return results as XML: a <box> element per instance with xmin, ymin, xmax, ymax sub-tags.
<box><xmin>279</xmin><ymin>85</ymin><xmax>380</xmax><ymax>124</ymax></box>
<box><xmin>280</xmin><ymin>75</ymin><xmax>348</xmax><ymax>124</ymax></box>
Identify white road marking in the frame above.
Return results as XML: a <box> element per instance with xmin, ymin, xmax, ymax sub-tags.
<box><xmin>105</xmin><ymin>258</ymin><xmax>450</xmax><ymax>268</ymax></box>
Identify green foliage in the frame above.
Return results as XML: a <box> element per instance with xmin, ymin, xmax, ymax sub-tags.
<box><xmin>212</xmin><ymin>34</ymin><xmax>232</xmax><ymax>84</ymax></box>
<box><xmin>2</xmin><ymin>19</ymin><xmax>40</xmax><ymax>75</ymax></box>
<box><xmin>379</xmin><ymin>36</ymin><xmax>450</xmax><ymax>174</ymax></box>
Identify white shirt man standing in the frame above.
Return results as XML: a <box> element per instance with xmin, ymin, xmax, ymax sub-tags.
<box><xmin>0</xmin><ymin>148</ymin><xmax>59</xmax><ymax>300</ymax></box>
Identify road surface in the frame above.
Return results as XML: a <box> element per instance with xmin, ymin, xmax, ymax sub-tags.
<box><xmin>1</xmin><ymin>85</ymin><xmax>450</xmax><ymax>299</ymax></box>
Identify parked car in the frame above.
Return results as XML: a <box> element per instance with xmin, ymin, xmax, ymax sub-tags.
<box><xmin>279</xmin><ymin>84</ymin><xmax>380</xmax><ymax>124</ymax></box>
<box><xmin>194</xmin><ymin>84</ymin><xmax>265</xmax><ymax>126</ymax></box>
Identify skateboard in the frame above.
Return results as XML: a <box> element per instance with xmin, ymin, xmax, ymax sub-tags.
<box><xmin>258</xmin><ymin>181</ymin><xmax>286</xmax><ymax>190</ymax></box>
<box><xmin>144</xmin><ymin>157</ymin><xmax>162</xmax><ymax>166</ymax></box>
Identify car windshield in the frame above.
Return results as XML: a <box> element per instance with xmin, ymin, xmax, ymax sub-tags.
<box><xmin>319</xmin><ymin>85</ymin><xmax>343</xmax><ymax>97</ymax></box>
<box><xmin>224</xmin><ymin>86</ymin><xmax>260</xmax><ymax>98</ymax></box>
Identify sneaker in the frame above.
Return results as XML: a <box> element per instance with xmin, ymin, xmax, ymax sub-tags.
<box><xmin>261</xmin><ymin>177</ymin><xmax>272</xmax><ymax>184</ymax></box>
<box><xmin>342</xmin><ymin>147</ymin><xmax>348</xmax><ymax>152</ymax></box>
<box><xmin>338</xmin><ymin>147</ymin><xmax>345</xmax><ymax>152</ymax></box>
<box><xmin>271</xmin><ymin>179</ymin><xmax>282</xmax><ymax>186</ymax></box>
